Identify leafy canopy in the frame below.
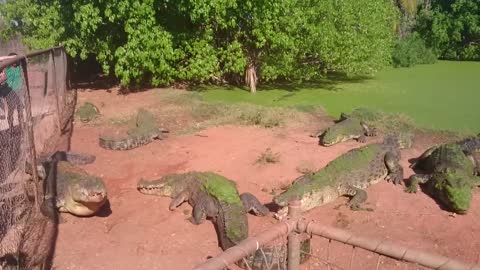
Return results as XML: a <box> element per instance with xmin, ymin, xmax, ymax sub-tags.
<box><xmin>415</xmin><ymin>0</ymin><xmax>480</xmax><ymax>60</ymax></box>
<box><xmin>0</xmin><ymin>0</ymin><xmax>398</xmax><ymax>87</ymax></box>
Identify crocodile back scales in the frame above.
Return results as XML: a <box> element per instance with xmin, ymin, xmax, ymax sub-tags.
<box><xmin>99</xmin><ymin>131</ymin><xmax>160</xmax><ymax>150</ymax></box>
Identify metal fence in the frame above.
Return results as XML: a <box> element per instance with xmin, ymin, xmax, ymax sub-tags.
<box><xmin>0</xmin><ymin>46</ymin><xmax>76</xmax><ymax>268</ymax></box>
<box><xmin>193</xmin><ymin>201</ymin><xmax>480</xmax><ymax>270</ymax></box>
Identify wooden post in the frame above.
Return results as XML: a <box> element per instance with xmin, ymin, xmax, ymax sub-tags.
<box><xmin>20</xmin><ymin>57</ymin><xmax>40</xmax><ymax>210</ymax></box>
<box><xmin>50</xmin><ymin>49</ymin><xmax>63</xmax><ymax>132</ymax></box>
<box><xmin>287</xmin><ymin>200</ymin><xmax>301</xmax><ymax>270</ymax></box>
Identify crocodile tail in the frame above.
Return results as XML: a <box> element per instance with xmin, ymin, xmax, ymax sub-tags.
<box><xmin>98</xmin><ymin>134</ymin><xmax>158</xmax><ymax>150</ymax></box>
<box><xmin>236</xmin><ymin>237</ymin><xmax>311</xmax><ymax>270</ymax></box>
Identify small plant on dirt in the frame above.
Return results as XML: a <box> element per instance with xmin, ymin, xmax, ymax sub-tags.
<box><xmin>76</xmin><ymin>102</ymin><xmax>100</xmax><ymax>123</ymax></box>
<box><xmin>255</xmin><ymin>148</ymin><xmax>280</xmax><ymax>165</ymax></box>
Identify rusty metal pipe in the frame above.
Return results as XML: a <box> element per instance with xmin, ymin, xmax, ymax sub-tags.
<box><xmin>287</xmin><ymin>200</ymin><xmax>301</xmax><ymax>270</ymax></box>
<box><xmin>0</xmin><ymin>46</ymin><xmax>64</xmax><ymax>70</ymax></box>
<box><xmin>302</xmin><ymin>221</ymin><xmax>480</xmax><ymax>270</ymax></box>
<box><xmin>192</xmin><ymin>219</ymin><xmax>297</xmax><ymax>270</ymax></box>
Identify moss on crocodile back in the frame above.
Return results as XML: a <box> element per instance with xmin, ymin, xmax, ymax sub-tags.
<box><xmin>430</xmin><ymin>168</ymin><xmax>474</xmax><ymax>213</ymax></box>
<box><xmin>323</xmin><ymin>118</ymin><xmax>364</xmax><ymax>137</ymax></box>
<box><xmin>385</xmin><ymin>131</ymin><xmax>415</xmax><ymax>149</ymax></box>
<box><xmin>277</xmin><ymin>144</ymin><xmax>382</xmax><ymax>200</ymax></box>
<box><xmin>199</xmin><ymin>172</ymin><xmax>243</xmax><ymax>206</ymax></box>
<box><xmin>436</xmin><ymin>144</ymin><xmax>475</xmax><ymax>171</ymax></box>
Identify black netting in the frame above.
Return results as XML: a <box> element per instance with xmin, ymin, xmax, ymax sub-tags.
<box><xmin>0</xmin><ymin>46</ymin><xmax>75</xmax><ymax>268</ymax></box>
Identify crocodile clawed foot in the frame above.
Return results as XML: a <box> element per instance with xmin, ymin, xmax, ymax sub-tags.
<box><xmin>404</xmin><ymin>186</ymin><xmax>417</xmax><ymax>193</ymax></box>
<box><xmin>386</xmin><ymin>174</ymin><xmax>403</xmax><ymax>186</ymax></box>
<box><xmin>187</xmin><ymin>217</ymin><xmax>201</xmax><ymax>225</ymax></box>
<box><xmin>274</xmin><ymin>207</ymin><xmax>288</xmax><ymax>220</ymax></box>
<box><xmin>357</xmin><ymin>136</ymin><xmax>367</xmax><ymax>143</ymax></box>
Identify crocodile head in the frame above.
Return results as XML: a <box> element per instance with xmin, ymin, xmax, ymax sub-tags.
<box><xmin>137</xmin><ymin>173</ymin><xmax>191</xmax><ymax>197</ymax></box>
<box><xmin>430</xmin><ymin>167</ymin><xmax>474</xmax><ymax>214</ymax></box>
<box><xmin>320</xmin><ymin>118</ymin><xmax>364</xmax><ymax>146</ymax></box>
<box><xmin>59</xmin><ymin>175</ymin><xmax>108</xmax><ymax>216</ymax></box>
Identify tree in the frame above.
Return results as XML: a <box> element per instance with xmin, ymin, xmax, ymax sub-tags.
<box><xmin>0</xmin><ymin>0</ymin><xmax>399</xmax><ymax>91</ymax></box>
<box><xmin>415</xmin><ymin>0</ymin><xmax>480</xmax><ymax>60</ymax></box>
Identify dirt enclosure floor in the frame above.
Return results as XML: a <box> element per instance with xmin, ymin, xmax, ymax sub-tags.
<box><xmin>51</xmin><ymin>89</ymin><xmax>480</xmax><ymax>270</ymax></box>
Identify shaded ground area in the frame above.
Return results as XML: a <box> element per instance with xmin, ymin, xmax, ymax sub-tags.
<box><xmin>52</xmin><ymin>88</ymin><xmax>480</xmax><ymax>270</ymax></box>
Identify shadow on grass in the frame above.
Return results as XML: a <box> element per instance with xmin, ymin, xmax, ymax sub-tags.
<box><xmin>189</xmin><ymin>72</ymin><xmax>372</xmax><ymax>93</ymax></box>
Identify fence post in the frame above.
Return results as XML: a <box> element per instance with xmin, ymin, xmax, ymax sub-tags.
<box><xmin>20</xmin><ymin>57</ymin><xmax>40</xmax><ymax>210</ymax></box>
<box><xmin>287</xmin><ymin>200</ymin><xmax>301</xmax><ymax>270</ymax></box>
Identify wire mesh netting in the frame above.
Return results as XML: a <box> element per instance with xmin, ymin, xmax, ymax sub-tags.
<box><xmin>193</xmin><ymin>218</ymin><xmax>480</xmax><ymax>270</ymax></box>
<box><xmin>0</xmin><ymin>46</ymin><xmax>76</xmax><ymax>268</ymax></box>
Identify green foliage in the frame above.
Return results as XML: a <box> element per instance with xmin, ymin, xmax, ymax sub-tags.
<box><xmin>415</xmin><ymin>0</ymin><xmax>480</xmax><ymax>60</ymax></box>
<box><xmin>0</xmin><ymin>0</ymin><xmax>398</xmax><ymax>88</ymax></box>
<box><xmin>392</xmin><ymin>33</ymin><xmax>437</xmax><ymax>67</ymax></box>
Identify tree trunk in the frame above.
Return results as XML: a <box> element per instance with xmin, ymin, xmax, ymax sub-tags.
<box><xmin>245</xmin><ymin>62</ymin><xmax>257</xmax><ymax>94</ymax></box>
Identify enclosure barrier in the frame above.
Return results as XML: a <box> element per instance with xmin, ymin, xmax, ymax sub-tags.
<box><xmin>193</xmin><ymin>201</ymin><xmax>480</xmax><ymax>270</ymax></box>
<box><xmin>0</xmin><ymin>45</ymin><xmax>75</xmax><ymax>267</ymax></box>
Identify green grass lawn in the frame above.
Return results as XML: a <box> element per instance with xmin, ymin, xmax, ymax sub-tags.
<box><xmin>199</xmin><ymin>61</ymin><xmax>480</xmax><ymax>133</ymax></box>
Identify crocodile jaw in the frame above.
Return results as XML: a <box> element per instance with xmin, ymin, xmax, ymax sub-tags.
<box><xmin>274</xmin><ymin>187</ymin><xmax>339</xmax><ymax>220</ymax></box>
<box><xmin>136</xmin><ymin>178</ymin><xmax>173</xmax><ymax>197</ymax></box>
<box><xmin>59</xmin><ymin>195</ymin><xmax>107</xmax><ymax>216</ymax></box>
<box><xmin>321</xmin><ymin>136</ymin><xmax>350</xmax><ymax>147</ymax></box>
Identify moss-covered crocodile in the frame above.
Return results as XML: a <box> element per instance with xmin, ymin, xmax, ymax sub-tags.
<box><xmin>137</xmin><ymin>172</ymin><xmax>311</xmax><ymax>270</ymax></box>
<box><xmin>274</xmin><ymin>132</ymin><xmax>414</xmax><ymax>219</ymax></box>
<box><xmin>312</xmin><ymin>112</ymin><xmax>377</xmax><ymax>146</ymax></box>
<box><xmin>406</xmin><ymin>135</ymin><xmax>480</xmax><ymax>214</ymax></box>
<box><xmin>99</xmin><ymin>108</ymin><xmax>169</xmax><ymax>150</ymax></box>
<box><xmin>26</xmin><ymin>151</ymin><xmax>108</xmax><ymax>217</ymax></box>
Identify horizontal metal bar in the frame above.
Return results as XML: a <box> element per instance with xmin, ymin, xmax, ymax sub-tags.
<box><xmin>0</xmin><ymin>46</ymin><xmax>64</xmax><ymax>70</ymax></box>
<box><xmin>302</xmin><ymin>221</ymin><xmax>480</xmax><ymax>270</ymax></box>
<box><xmin>192</xmin><ymin>219</ymin><xmax>297</xmax><ymax>270</ymax></box>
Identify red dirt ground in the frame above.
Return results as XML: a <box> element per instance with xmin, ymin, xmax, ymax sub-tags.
<box><xmin>52</xmin><ymin>89</ymin><xmax>480</xmax><ymax>270</ymax></box>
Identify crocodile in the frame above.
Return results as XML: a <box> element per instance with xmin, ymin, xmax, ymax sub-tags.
<box><xmin>99</xmin><ymin>108</ymin><xmax>169</xmax><ymax>150</ymax></box>
<box><xmin>274</xmin><ymin>132</ymin><xmax>414</xmax><ymax>219</ymax></box>
<box><xmin>137</xmin><ymin>172</ymin><xmax>311</xmax><ymax>270</ymax></box>
<box><xmin>406</xmin><ymin>136</ymin><xmax>480</xmax><ymax>214</ymax></box>
<box><xmin>311</xmin><ymin>112</ymin><xmax>377</xmax><ymax>146</ymax></box>
<box><xmin>25</xmin><ymin>151</ymin><xmax>108</xmax><ymax>217</ymax></box>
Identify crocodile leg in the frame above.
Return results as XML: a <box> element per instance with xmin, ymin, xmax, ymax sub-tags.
<box><xmin>405</xmin><ymin>174</ymin><xmax>431</xmax><ymax>193</ymax></box>
<box><xmin>357</xmin><ymin>134</ymin><xmax>367</xmax><ymax>143</ymax></box>
<box><xmin>190</xmin><ymin>192</ymin><xmax>218</xmax><ymax>225</ymax></box>
<box><xmin>169</xmin><ymin>191</ymin><xmax>190</xmax><ymax>210</ymax></box>
<box><xmin>344</xmin><ymin>186</ymin><xmax>373</xmax><ymax>212</ymax></box>
<box><xmin>360</xmin><ymin>121</ymin><xmax>377</xmax><ymax>137</ymax></box>
<box><xmin>384</xmin><ymin>152</ymin><xmax>404</xmax><ymax>185</ymax></box>
<box><xmin>240</xmin><ymin>192</ymin><xmax>270</xmax><ymax>216</ymax></box>
<box><xmin>191</xmin><ymin>204</ymin><xmax>208</xmax><ymax>225</ymax></box>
